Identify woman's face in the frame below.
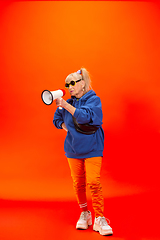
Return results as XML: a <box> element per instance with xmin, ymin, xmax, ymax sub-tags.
<box><xmin>66</xmin><ymin>77</ymin><xmax>85</xmax><ymax>98</ymax></box>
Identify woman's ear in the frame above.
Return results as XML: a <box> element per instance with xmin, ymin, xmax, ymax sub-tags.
<box><xmin>81</xmin><ymin>80</ymin><xmax>85</xmax><ymax>89</ymax></box>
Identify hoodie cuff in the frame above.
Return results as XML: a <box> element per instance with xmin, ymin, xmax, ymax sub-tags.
<box><xmin>58</xmin><ymin>121</ymin><xmax>64</xmax><ymax>129</ymax></box>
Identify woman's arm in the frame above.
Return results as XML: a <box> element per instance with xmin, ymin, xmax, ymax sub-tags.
<box><xmin>56</xmin><ymin>98</ymin><xmax>76</xmax><ymax>116</ymax></box>
<box><xmin>73</xmin><ymin>97</ymin><xmax>103</xmax><ymax>126</ymax></box>
<box><xmin>55</xmin><ymin>96</ymin><xmax>102</xmax><ymax>126</ymax></box>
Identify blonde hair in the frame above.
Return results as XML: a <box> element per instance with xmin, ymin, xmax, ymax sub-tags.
<box><xmin>65</xmin><ymin>67</ymin><xmax>92</xmax><ymax>93</ymax></box>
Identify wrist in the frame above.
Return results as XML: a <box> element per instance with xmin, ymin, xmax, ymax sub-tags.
<box><xmin>63</xmin><ymin>101</ymin><xmax>68</xmax><ymax>109</ymax></box>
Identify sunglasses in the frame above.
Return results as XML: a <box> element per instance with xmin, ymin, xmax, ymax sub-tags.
<box><xmin>65</xmin><ymin>79</ymin><xmax>82</xmax><ymax>89</ymax></box>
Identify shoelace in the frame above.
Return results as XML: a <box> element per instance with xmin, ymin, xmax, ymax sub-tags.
<box><xmin>99</xmin><ymin>217</ymin><xmax>110</xmax><ymax>226</ymax></box>
<box><xmin>80</xmin><ymin>211</ymin><xmax>88</xmax><ymax>221</ymax></box>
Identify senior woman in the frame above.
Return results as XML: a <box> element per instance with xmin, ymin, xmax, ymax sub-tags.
<box><xmin>53</xmin><ymin>68</ymin><xmax>113</xmax><ymax>236</ymax></box>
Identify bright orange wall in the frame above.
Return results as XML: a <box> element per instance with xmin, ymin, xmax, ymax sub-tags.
<box><xmin>0</xmin><ymin>0</ymin><xmax>160</xmax><ymax>200</ymax></box>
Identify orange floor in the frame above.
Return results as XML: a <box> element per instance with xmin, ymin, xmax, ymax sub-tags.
<box><xmin>0</xmin><ymin>190</ymin><xmax>159</xmax><ymax>240</ymax></box>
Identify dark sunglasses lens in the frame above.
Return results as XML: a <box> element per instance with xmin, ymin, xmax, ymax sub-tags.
<box><xmin>70</xmin><ymin>81</ymin><xmax>75</xmax><ymax>86</ymax></box>
<box><xmin>65</xmin><ymin>81</ymin><xmax>76</xmax><ymax>88</ymax></box>
<box><xmin>65</xmin><ymin>83</ymin><xmax>69</xmax><ymax>88</ymax></box>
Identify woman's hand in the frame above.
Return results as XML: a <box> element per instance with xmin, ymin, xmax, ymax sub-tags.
<box><xmin>61</xmin><ymin>123</ymin><xmax>68</xmax><ymax>132</ymax></box>
<box><xmin>56</xmin><ymin>98</ymin><xmax>66</xmax><ymax>108</ymax></box>
<box><xmin>55</xmin><ymin>98</ymin><xmax>76</xmax><ymax>116</ymax></box>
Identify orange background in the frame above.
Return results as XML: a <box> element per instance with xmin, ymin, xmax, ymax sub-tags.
<box><xmin>0</xmin><ymin>0</ymin><xmax>160</xmax><ymax>202</ymax></box>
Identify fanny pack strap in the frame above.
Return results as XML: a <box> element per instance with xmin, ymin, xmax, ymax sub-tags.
<box><xmin>72</xmin><ymin>116</ymin><xmax>99</xmax><ymax>135</ymax></box>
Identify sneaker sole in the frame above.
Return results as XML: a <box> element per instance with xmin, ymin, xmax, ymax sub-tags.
<box><xmin>93</xmin><ymin>224</ymin><xmax>113</xmax><ymax>236</ymax></box>
<box><xmin>76</xmin><ymin>225</ymin><xmax>88</xmax><ymax>230</ymax></box>
<box><xmin>76</xmin><ymin>220</ymin><xmax>92</xmax><ymax>230</ymax></box>
<box><xmin>76</xmin><ymin>224</ymin><xmax>91</xmax><ymax>230</ymax></box>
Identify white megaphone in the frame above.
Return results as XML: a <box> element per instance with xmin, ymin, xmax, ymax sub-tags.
<box><xmin>41</xmin><ymin>89</ymin><xmax>66</xmax><ymax>105</ymax></box>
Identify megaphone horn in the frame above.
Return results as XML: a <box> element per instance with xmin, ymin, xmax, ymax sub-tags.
<box><xmin>41</xmin><ymin>89</ymin><xmax>66</xmax><ymax>105</ymax></box>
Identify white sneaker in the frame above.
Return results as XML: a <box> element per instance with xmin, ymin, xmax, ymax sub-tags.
<box><xmin>93</xmin><ymin>216</ymin><xmax>113</xmax><ymax>236</ymax></box>
<box><xmin>76</xmin><ymin>211</ymin><xmax>92</xmax><ymax>230</ymax></box>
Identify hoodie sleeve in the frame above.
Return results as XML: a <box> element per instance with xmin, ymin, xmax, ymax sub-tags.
<box><xmin>73</xmin><ymin>96</ymin><xmax>103</xmax><ymax>126</ymax></box>
<box><xmin>53</xmin><ymin>108</ymin><xmax>64</xmax><ymax>129</ymax></box>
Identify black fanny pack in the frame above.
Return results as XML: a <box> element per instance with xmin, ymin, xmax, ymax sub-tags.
<box><xmin>72</xmin><ymin>116</ymin><xmax>99</xmax><ymax>135</ymax></box>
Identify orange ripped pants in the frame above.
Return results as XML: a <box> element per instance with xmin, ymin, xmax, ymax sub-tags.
<box><xmin>67</xmin><ymin>157</ymin><xmax>104</xmax><ymax>218</ymax></box>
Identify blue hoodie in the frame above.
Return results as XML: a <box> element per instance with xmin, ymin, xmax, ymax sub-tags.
<box><xmin>53</xmin><ymin>90</ymin><xmax>104</xmax><ymax>159</ymax></box>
